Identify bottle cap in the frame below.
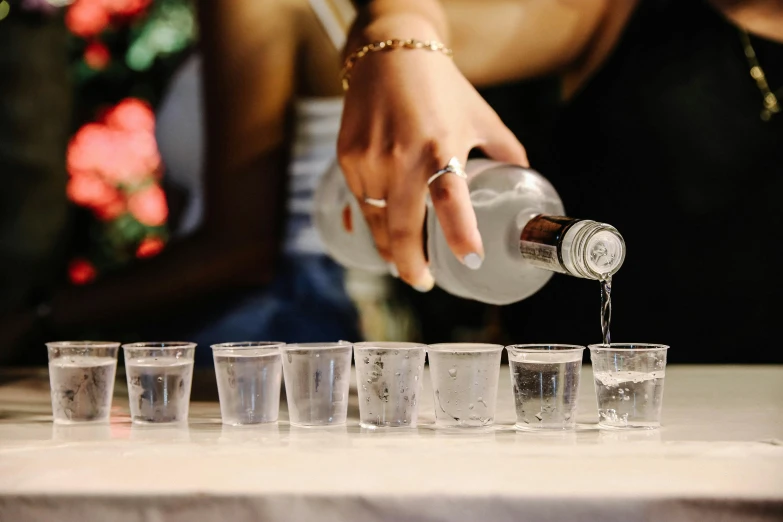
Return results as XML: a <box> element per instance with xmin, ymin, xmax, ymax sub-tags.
<box><xmin>586</xmin><ymin>229</ymin><xmax>625</xmax><ymax>277</ymax></box>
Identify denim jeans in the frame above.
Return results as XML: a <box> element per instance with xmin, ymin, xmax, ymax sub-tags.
<box><xmin>183</xmin><ymin>255</ymin><xmax>361</xmax><ymax>366</ymax></box>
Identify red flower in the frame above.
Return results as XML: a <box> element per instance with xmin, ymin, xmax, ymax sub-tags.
<box><xmin>136</xmin><ymin>236</ymin><xmax>165</xmax><ymax>259</ymax></box>
<box><xmin>66</xmin><ymin>0</ymin><xmax>110</xmax><ymax>38</ymax></box>
<box><xmin>84</xmin><ymin>41</ymin><xmax>111</xmax><ymax>70</ymax></box>
<box><xmin>104</xmin><ymin>98</ymin><xmax>155</xmax><ymax>134</ymax></box>
<box><xmin>66</xmin><ymin>172</ymin><xmax>119</xmax><ymax>208</ymax></box>
<box><xmin>125</xmin><ymin>130</ymin><xmax>162</xmax><ymax>174</ymax></box>
<box><xmin>67</xmin><ymin>122</ymin><xmax>160</xmax><ymax>186</ymax></box>
<box><xmin>68</xmin><ymin>258</ymin><xmax>97</xmax><ymax>285</ymax></box>
<box><xmin>66</xmin><ymin>98</ymin><xmax>166</xmax><ymax>226</ymax></box>
<box><xmin>128</xmin><ymin>185</ymin><xmax>168</xmax><ymax>226</ymax></box>
<box><xmin>101</xmin><ymin>0</ymin><xmax>151</xmax><ymax>17</ymax></box>
<box><xmin>93</xmin><ymin>193</ymin><xmax>126</xmax><ymax>221</ymax></box>
<box><xmin>67</xmin><ymin>124</ymin><xmax>109</xmax><ymax>176</ymax></box>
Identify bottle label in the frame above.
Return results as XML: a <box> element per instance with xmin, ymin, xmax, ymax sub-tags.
<box><xmin>519</xmin><ymin>215</ymin><xmax>581</xmax><ymax>273</ymax></box>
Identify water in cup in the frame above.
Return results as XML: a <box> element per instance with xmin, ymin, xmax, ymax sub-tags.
<box><xmin>355</xmin><ymin>343</ymin><xmax>425</xmax><ymax>428</ymax></box>
<box><xmin>214</xmin><ymin>351</ymin><xmax>282</xmax><ymax>425</ymax></box>
<box><xmin>508</xmin><ymin>346</ymin><xmax>583</xmax><ymax>430</ymax></box>
<box><xmin>428</xmin><ymin>344</ymin><xmax>502</xmax><ymax>428</ymax></box>
<box><xmin>48</xmin><ymin>355</ymin><xmax>117</xmax><ymax>424</ymax></box>
<box><xmin>593</xmin><ymin>370</ymin><xmax>665</xmax><ymax>429</ymax></box>
<box><xmin>126</xmin><ymin>357</ymin><xmax>194</xmax><ymax>423</ymax></box>
<box><xmin>281</xmin><ymin>343</ymin><xmax>352</xmax><ymax>426</ymax></box>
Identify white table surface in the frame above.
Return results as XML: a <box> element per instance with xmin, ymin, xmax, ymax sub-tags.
<box><xmin>0</xmin><ymin>365</ymin><xmax>781</xmax><ymax>522</ymax></box>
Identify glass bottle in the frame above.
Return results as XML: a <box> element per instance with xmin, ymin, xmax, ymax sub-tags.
<box><xmin>313</xmin><ymin>160</ymin><xmax>625</xmax><ymax>304</ymax></box>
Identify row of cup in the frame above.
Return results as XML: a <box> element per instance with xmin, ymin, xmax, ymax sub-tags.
<box><xmin>47</xmin><ymin>341</ymin><xmax>197</xmax><ymax>425</ymax></box>
<box><xmin>351</xmin><ymin>342</ymin><xmax>668</xmax><ymax>430</ymax></box>
<box><xmin>46</xmin><ymin>341</ymin><xmax>668</xmax><ymax>430</ymax></box>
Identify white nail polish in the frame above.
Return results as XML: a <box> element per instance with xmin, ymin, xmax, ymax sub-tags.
<box><xmin>413</xmin><ymin>282</ymin><xmax>433</xmax><ymax>293</ymax></box>
<box><xmin>463</xmin><ymin>252</ymin><xmax>483</xmax><ymax>270</ymax></box>
<box><xmin>388</xmin><ymin>263</ymin><xmax>399</xmax><ymax>278</ymax></box>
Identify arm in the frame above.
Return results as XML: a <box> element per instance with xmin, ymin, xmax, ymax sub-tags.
<box><xmin>350</xmin><ymin>0</ymin><xmax>611</xmax><ymax>84</ymax></box>
<box><xmin>13</xmin><ymin>1</ymin><xmax>300</xmax><ymax>344</ymax></box>
<box><xmin>337</xmin><ymin>0</ymin><xmax>613</xmax><ymax>291</ymax></box>
<box><xmin>445</xmin><ymin>0</ymin><xmax>611</xmax><ymax>87</ymax></box>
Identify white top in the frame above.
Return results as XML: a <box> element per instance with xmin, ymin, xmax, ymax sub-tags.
<box><xmin>284</xmin><ymin>96</ymin><xmax>344</xmax><ymax>254</ymax></box>
<box><xmin>0</xmin><ymin>365</ymin><xmax>781</xmax><ymax>521</ymax></box>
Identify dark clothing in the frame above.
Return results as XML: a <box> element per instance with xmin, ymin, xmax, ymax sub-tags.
<box><xmin>127</xmin><ymin>255</ymin><xmax>362</xmax><ymax>367</ymax></box>
<box><xmin>508</xmin><ymin>0</ymin><xmax>783</xmax><ymax>363</ymax></box>
<box><xmin>418</xmin><ymin>0</ymin><xmax>783</xmax><ymax>363</ymax></box>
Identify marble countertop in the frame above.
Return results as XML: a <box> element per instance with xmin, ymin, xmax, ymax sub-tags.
<box><xmin>0</xmin><ymin>365</ymin><xmax>781</xmax><ymax>522</ymax></box>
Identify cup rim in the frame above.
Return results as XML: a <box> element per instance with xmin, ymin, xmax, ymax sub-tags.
<box><xmin>280</xmin><ymin>341</ymin><xmax>352</xmax><ymax>351</ymax></box>
<box><xmin>211</xmin><ymin>341</ymin><xmax>285</xmax><ymax>351</ymax></box>
<box><xmin>588</xmin><ymin>343</ymin><xmax>669</xmax><ymax>351</ymax></box>
<box><xmin>507</xmin><ymin>344</ymin><xmax>585</xmax><ymax>353</ymax></box>
<box><xmin>426</xmin><ymin>343</ymin><xmax>503</xmax><ymax>353</ymax></box>
<box><xmin>122</xmin><ymin>341</ymin><xmax>197</xmax><ymax>350</ymax></box>
<box><xmin>46</xmin><ymin>340</ymin><xmax>120</xmax><ymax>349</ymax></box>
<box><xmin>353</xmin><ymin>342</ymin><xmax>426</xmax><ymax>350</ymax></box>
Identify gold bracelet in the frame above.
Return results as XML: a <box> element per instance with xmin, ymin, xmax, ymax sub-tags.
<box><xmin>341</xmin><ymin>38</ymin><xmax>453</xmax><ymax>91</ymax></box>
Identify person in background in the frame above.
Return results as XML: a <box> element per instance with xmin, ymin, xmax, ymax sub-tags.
<box><xmin>338</xmin><ymin>0</ymin><xmax>783</xmax><ymax>362</ymax></box>
<box><xmin>0</xmin><ymin>0</ymin><xmax>363</xmax><ymax>365</ymax></box>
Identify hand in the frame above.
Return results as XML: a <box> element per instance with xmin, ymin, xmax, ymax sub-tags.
<box><xmin>338</xmin><ymin>17</ymin><xmax>528</xmax><ymax>291</ymax></box>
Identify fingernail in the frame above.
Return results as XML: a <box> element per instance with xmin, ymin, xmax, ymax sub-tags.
<box><xmin>462</xmin><ymin>252</ymin><xmax>483</xmax><ymax>270</ymax></box>
<box><xmin>412</xmin><ymin>271</ymin><xmax>435</xmax><ymax>293</ymax></box>
<box><xmin>388</xmin><ymin>263</ymin><xmax>399</xmax><ymax>278</ymax></box>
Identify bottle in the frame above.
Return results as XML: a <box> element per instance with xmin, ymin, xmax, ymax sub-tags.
<box><xmin>313</xmin><ymin>160</ymin><xmax>625</xmax><ymax>305</ymax></box>
<box><xmin>312</xmin><ymin>161</ymin><xmax>389</xmax><ymax>274</ymax></box>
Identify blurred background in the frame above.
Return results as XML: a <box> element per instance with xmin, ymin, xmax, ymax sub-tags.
<box><xmin>1</xmin><ymin>0</ymin><xmax>780</xmax><ymax>366</ymax></box>
<box><xmin>0</xmin><ymin>0</ymin><xmax>415</xmax><ymax>367</ymax></box>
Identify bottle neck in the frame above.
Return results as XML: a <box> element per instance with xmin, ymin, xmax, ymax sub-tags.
<box><xmin>519</xmin><ymin>215</ymin><xmax>625</xmax><ymax>279</ymax></box>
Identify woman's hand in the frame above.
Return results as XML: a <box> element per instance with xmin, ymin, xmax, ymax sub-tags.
<box><xmin>338</xmin><ymin>15</ymin><xmax>527</xmax><ymax>291</ymax></box>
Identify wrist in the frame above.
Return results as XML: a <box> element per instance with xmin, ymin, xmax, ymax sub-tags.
<box><xmin>346</xmin><ymin>13</ymin><xmax>445</xmax><ymax>58</ymax></box>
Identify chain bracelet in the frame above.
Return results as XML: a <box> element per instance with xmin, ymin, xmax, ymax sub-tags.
<box><xmin>341</xmin><ymin>39</ymin><xmax>453</xmax><ymax>91</ymax></box>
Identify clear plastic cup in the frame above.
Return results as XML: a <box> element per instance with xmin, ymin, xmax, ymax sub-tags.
<box><xmin>46</xmin><ymin>341</ymin><xmax>120</xmax><ymax>424</ymax></box>
<box><xmin>588</xmin><ymin>343</ymin><xmax>669</xmax><ymax>429</ymax></box>
<box><xmin>426</xmin><ymin>343</ymin><xmax>503</xmax><ymax>428</ymax></box>
<box><xmin>507</xmin><ymin>344</ymin><xmax>585</xmax><ymax>430</ymax></box>
<box><xmin>280</xmin><ymin>342</ymin><xmax>352</xmax><ymax>427</ymax></box>
<box><xmin>211</xmin><ymin>342</ymin><xmax>284</xmax><ymax>425</ymax></box>
<box><xmin>122</xmin><ymin>342</ymin><xmax>196</xmax><ymax>424</ymax></box>
<box><xmin>354</xmin><ymin>342</ymin><xmax>426</xmax><ymax>428</ymax></box>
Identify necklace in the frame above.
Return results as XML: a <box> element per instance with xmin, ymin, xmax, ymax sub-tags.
<box><xmin>739</xmin><ymin>29</ymin><xmax>782</xmax><ymax>121</ymax></box>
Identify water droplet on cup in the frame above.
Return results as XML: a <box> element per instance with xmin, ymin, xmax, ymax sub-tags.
<box><xmin>448</xmin><ymin>368</ymin><xmax>457</xmax><ymax>378</ymax></box>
